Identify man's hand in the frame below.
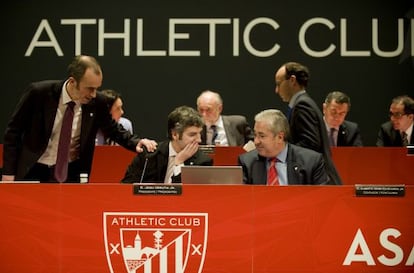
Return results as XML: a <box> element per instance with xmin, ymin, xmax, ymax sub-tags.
<box><xmin>175</xmin><ymin>141</ymin><xmax>199</xmax><ymax>165</ymax></box>
<box><xmin>136</xmin><ymin>138</ymin><xmax>158</xmax><ymax>153</ymax></box>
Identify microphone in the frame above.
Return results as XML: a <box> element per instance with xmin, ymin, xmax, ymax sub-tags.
<box><xmin>140</xmin><ymin>157</ymin><xmax>149</xmax><ymax>183</ymax></box>
<box><xmin>139</xmin><ymin>147</ymin><xmax>158</xmax><ymax>183</ymax></box>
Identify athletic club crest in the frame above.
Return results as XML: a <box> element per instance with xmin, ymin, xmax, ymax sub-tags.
<box><xmin>103</xmin><ymin>212</ymin><xmax>208</xmax><ymax>273</ymax></box>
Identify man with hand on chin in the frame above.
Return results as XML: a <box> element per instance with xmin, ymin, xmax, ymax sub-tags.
<box><xmin>122</xmin><ymin>106</ymin><xmax>212</xmax><ymax>183</ymax></box>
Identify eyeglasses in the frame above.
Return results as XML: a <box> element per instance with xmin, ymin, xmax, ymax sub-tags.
<box><xmin>389</xmin><ymin>112</ymin><xmax>407</xmax><ymax>119</ymax></box>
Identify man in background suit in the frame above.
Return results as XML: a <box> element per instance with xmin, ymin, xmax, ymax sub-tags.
<box><xmin>377</xmin><ymin>95</ymin><xmax>414</xmax><ymax>147</ymax></box>
<box><xmin>274</xmin><ymin>61</ymin><xmax>342</xmax><ymax>185</ymax></box>
<box><xmin>122</xmin><ymin>106</ymin><xmax>212</xmax><ymax>183</ymax></box>
<box><xmin>323</xmin><ymin>91</ymin><xmax>363</xmax><ymax>146</ymax></box>
<box><xmin>238</xmin><ymin>109</ymin><xmax>328</xmax><ymax>185</ymax></box>
<box><xmin>196</xmin><ymin>90</ymin><xmax>253</xmax><ymax>146</ymax></box>
<box><xmin>2</xmin><ymin>55</ymin><xmax>156</xmax><ymax>183</ymax></box>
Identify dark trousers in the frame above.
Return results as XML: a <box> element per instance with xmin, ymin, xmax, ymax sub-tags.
<box><xmin>25</xmin><ymin>160</ymin><xmax>81</xmax><ymax>183</ymax></box>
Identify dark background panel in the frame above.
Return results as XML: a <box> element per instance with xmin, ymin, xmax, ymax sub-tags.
<box><xmin>1</xmin><ymin>0</ymin><xmax>413</xmax><ymax>145</ymax></box>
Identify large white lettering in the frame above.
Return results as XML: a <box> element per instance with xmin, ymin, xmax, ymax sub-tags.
<box><xmin>25</xmin><ymin>19</ymin><xmax>63</xmax><ymax>56</ymax></box>
<box><xmin>61</xmin><ymin>19</ymin><xmax>96</xmax><ymax>55</ymax></box>
<box><xmin>343</xmin><ymin>228</ymin><xmax>414</xmax><ymax>267</ymax></box>
<box><xmin>299</xmin><ymin>17</ymin><xmax>336</xmax><ymax>57</ymax></box>
<box><xmin>24</xmin><ymin>17</ymin><xmax>412</xmax><ymax>58</ymax></box>
<box><xmin>343</xmin><ymin>228</ymin><xmax>375</xmax><ymax>265</ymax></box>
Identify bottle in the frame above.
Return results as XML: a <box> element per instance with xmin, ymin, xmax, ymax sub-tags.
<box><xmin>80</xmin><ymin>173</ymin><xmax>88</xmax><ymax>183</ymax></box>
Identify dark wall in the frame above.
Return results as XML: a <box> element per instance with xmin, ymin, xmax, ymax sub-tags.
<box><xmin>1</xmin><ymin>0</ymin><xmax>413</xmax><ymax>145</ymax></box>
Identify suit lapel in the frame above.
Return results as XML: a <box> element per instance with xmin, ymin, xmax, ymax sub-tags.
<box><xmin>80</xmin><ymin>103</ymin><xmax>97</xmax><ymax>152</ymax></box>
<box><xmin>154</xmin><ymin>142</ymin><xmax>169</xmax><ymax>180</ymax></box>
<box><xmin>251</xmin><ymin>158</ymin><xmax>266</xmax><ymax>185</ymax></box>
<box><xmin>286</xmin><ymin>145</ymin><xmax>302</xmax><ymax>185</ymax></box>
<box><xmin>222</xmin><ymin>116</ymin><xmax>236</xmax><ymax>146</ymax></box>
<box><xmin>201</xmin><ymin>125</ymin><xmax>208</xmax><ymax>144</ymax></box>
<box><xmin>337</xmin><ymin>124</ymin><xmax>346</xmax><ymax>146</ymax></box>
<box><xmin>44</xmin><ymin>83</ymin><xmax>63</xmax><ymax>139</ymax></box>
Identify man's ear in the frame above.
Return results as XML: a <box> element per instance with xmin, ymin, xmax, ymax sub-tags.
<box><xmin>171</xmin><ymin>130</ymin><xmax>179</xmax><ymax>141</ymax></box>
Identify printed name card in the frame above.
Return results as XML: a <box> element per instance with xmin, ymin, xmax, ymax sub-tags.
<box><xmin>355</xmin><ymin>184</ymin><xmax>405</xmax><ymax>197</ymax></box>
<box><xmin>133</xmin><ymin>184</ymin><xmax>182</xmax><ymax>195</ymax></box>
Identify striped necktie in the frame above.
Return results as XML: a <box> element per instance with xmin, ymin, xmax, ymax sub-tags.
<box><xmin>402</xmin><ymin>132</ymin><xmax>409</xmax><ymax>147</ymax></box>
<box><xmin>267</xmin><ymin>158</ymin><xmax>279</xmax><ymax>186</ymax></box>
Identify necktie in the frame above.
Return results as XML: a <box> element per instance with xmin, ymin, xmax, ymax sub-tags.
<box><xmin>329</xmin><ymin>128</ymin><xmax>336</xmax><ymax>147</ymax></box>
<box><xmin>207</xmin><ymin>125</ymin><xmax>218</xmax><ymax>145</ymax></box>
<box><xmin>402</xmin><ymin>132</ymin><xmax>409</xmax><ymax>147</ymax></box>
<box><xmin>164</xmin><ymin>155</ymin><xmax>176</xmax><ymax>183</ymax></box>
<box><xmin>55</xmin><ymin>101</ymin><xmax>75</xmax><ymax>182</ymax></box>
<box><xmin>286</xmin><ymin>106</ymin><xmax>292</xmax><ymax>119</ymax></box>
<box><xmin>211</xmin><ymin>125</ymin><xmax>218</xmax><ymax>145</ymax></box>
<box><xmin>267</xmin><ymin>158</ymin><xmax>278</xmax><ymax>186</ymax></box>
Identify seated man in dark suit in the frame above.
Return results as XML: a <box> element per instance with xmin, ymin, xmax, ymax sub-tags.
<box><xmin>377</xmin><ymin>95</ymin><xmax>414</xmax><ymax>147</ymax></box>
<box><xmin>323</xmin><ymin>91</ymin><xmax>363</xmax><ymax>146</ymax></box>
<box><xmin>196</xmin><ymin>90</ymin><xmax>254</xmax><ymax>146</ymax></box>
<box><xmin>238</xmin><ymin>109</ymin><xmax>329</xmax><ymax>185</ymax></box>
<box><xmin>122</xmin><ymin>106</ymin><xmax>212</xmax><ymax>183</ymax></box>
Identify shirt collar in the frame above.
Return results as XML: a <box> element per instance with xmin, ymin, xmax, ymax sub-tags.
<box><xmin>403</xmin><ymin>123</ymin><xmax>413</xmax><ymax>138</ymax></box>
<box><xmin>267</xmin><ymin>144</ymin><xmax>288</xmax><ymax>163</ymax></box>
<box><xmin>323</xmin><ymin>117</ymin><xmax>339</xmax><ymax>132</ymax></box>
<box><xmin>212</xmin><ymin>115</ymin><xmax>224</xmax><ymax>129</ymax></box>
<box><xmin>277</xmin><ymin>144</ymin><xmax>288</xmax><ymax>163</ymax></box>
<box><xmin>288</xmin><ymin>90</ymin><xmax>306</xmax><ymax>108</ymax></box>
<box><xmin>168</xmin><ymin>141</ymin><xmax>178</xmax><ymax>157</ymax></box>
<box><xmin>62</xmin><ymin>80</ymin><xmax>73</xmax><ymax>104</ymax></box>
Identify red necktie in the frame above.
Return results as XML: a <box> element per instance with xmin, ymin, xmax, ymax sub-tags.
<box><xmin>54</xmin><ymin>101</ymin><xmax>75</xmax><ymax>182</ymax></box>
<box><xmin>267</xmin><ymin>158</ymin><xmax>279</xmax><ymax>186</ymax></box>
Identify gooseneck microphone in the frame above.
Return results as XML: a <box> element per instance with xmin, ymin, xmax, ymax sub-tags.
<box><xmin>139</xmin><ymin>146</ymin><xmax>157</xmax><ymax>183</ymax></box>
<box><xmin>140</xmin><ymin>157</ymin><xmax>149</xmax><ymax>183</ymax></box>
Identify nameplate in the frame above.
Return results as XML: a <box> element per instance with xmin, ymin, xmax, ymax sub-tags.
<box><xmin>133</xmin><ymin>184</ymin><xmax>182</xmax><ymax>195</ymax></box>
<box><xmin>199</xmin><ymin>145</ymin><xmax>215</xmax><ymax>155</ymax></box>
<box><xmin>407</xmin><ymin>145</ymin><xmax>414</xmax><ymax>156</ymax></box>
<box><xmin>355</xmin><ymin>184</ymin><xmax>405</xmax><ymax>197</ymax></box>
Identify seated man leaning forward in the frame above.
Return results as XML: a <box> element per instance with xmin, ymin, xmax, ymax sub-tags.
<box><xmin>238</xmin><ymin>109</ymin><xmax>329</xmax><ymax>185</ymax></box>
<box><xmin>122</xmin><ymin>106</ymin><xmax>213</xmax><ymax>183</ymax></box>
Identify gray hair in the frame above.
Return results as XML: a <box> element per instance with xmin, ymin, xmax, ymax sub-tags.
<box><xmin>255</xmin><ymin>109</ymin><xmax>290</xmax><ymax>140</ymax></box>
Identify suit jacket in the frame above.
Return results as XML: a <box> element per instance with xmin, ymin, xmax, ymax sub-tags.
<box><xmin>96</xmin><ymin>117</ymin><xmax>133</xmax><ymax>145</ymax></box>
<box><xmin>337</xmin><ymin>120</ymin><xmax>363</xmax><ymax>146</ymax></box>
<box><xmin>122</xmin><ymin>140</ymin><xmax>213</xmax><ymax>183</ymax></box>
<box><xmin>376</xmin><ymin>121</ymin><xmax>414</xmax><ymax>146</ymax></box>
<box><xmin>2</xmin><ymin>80</ymin><xmax>139</xmax><ymax>180</ymax></box>
<box><xmin>289</xmin><ymin>92</ymin><xmax>342</xmax><ymax>185</ymax></box>
<box><xmin>238</xmin><ymin>144</ymin><xmax>328</xmax><ymax>185</ymax></box>
<box><xmin>201</xmin><ymin>115</ymin><xmax>253</xmax><ymax>146</ymax></box>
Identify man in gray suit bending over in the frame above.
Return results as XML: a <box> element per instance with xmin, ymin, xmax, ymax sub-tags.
<box><xmin>196</xmin><ymin>90</ymin><xmax>254</xmax><ymax>146</ymax></box>
<box><xmin>238</xmin><ymin>109</ymin><xmax>329</xmax><ymax>185</ymax></box>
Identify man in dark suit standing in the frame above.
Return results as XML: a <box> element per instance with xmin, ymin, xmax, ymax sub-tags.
<box><xmin>377</xmin><ymin>95</ymin><xmax>414</xmax><ymax>147</ymax></box>
<box><xmin>323</xmin><ymin>91</ymin><xmax>363</xmax><ymax>146</ymax></box>
<box><xmin>2</xmin><ymin>55</ymin><xmax>157</xmax><ymax>183</ymax></box>
<box><xmin>122</xmin><ymin>106</ymin><xmax>212</xmax><ymax>183</ymax></box>
<box><xmin>196</xmin><ymin>90</ymin><xmax>253</xmax><ymax>146</ymax></box>
<box><xmin>238</xmin><ymin>109</ymin><xmax>328</xmax><ymax>185</ymax></box>
<box><xmin>274</xmin><ymin>61</ymin><xmax>342</xmax><ymax>185</ymax></box>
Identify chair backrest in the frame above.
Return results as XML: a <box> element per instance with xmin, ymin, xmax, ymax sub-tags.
<box><xmin>89</xmin><ymin>146</ymin><xmax>136</xmax><ymax>183</ymax></box>
<box><xmin>213</xmin><ymin>146</ymin><xmax>245</xmax><ymax>166</ymax></box>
